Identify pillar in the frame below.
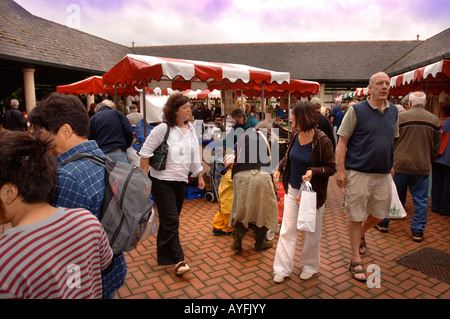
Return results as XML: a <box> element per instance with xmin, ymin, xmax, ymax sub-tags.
<box><xmin>87</xmin><ymin>94</ymin><xmax>95</xmax><ymax>109</ymax></box>
<box><xmin>22</xmin><ymin>68</ymin><xmax>36</xmax><ymax>114</ymax></box>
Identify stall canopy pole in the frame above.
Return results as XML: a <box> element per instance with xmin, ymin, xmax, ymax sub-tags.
<box><xmin>288</xmin><ymin>93</ymin><xmax>291</xmax><ymax>141</ymax></box>
<box><xmin>142</xmin><ymin>79</ymin><xmax>148</xmax><ymax>138</ymax></box>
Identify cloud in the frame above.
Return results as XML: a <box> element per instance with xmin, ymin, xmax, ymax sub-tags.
<box><xmin>14</xmin><ymin>0</ymin><xmax>450</xmax><ymax>46</ymax></box>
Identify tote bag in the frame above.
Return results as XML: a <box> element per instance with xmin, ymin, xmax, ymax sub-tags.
<box><xmin>297</xmin><ymin>182</ymin><xmax>317</xmax><ymax>232</ymax></box>
<box><xmin>388</xmin><ymin>179</ymin><xmax>407</xmax><ymax>219</ymax></box>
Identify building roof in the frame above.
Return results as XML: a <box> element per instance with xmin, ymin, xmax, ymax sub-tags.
<box><xmin>133</xmin><ymin>41</ymin><xmax>420</xmax><ymax>86</ymax></box>
<box><xmin>384</xmin><ymin>28</ymin><xmax>450</xmax><ymax>76</ymax></box>
<box><xmin>0</xmin><ymin>0</ymin><xmax>131</xmax><ymax>73</ymax></box>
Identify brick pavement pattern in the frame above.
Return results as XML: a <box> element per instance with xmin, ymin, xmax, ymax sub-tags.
<box><xmin>117</xmin><ymin>176</ymin><xmax>450</xmax><ymax>299</ymax></box>
<box><xmin>1</xmin><ymin>176</ymin><xmax>448</xmax><ymax>299</ymax></box>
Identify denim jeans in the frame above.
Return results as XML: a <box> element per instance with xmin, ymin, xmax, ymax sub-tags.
<box><xmin>383</xmin><ymin>172</ymin><xmax>429</xmax><ymax>232</ymax></box>
<box><xmin>431</xmin><ymin>162</ymin><xmax>450</xmax><ymax>215</ymax></box>
<box><xmin>105</xmin><ymin>149</ymin><xmax>129</xmax><ymax>163</ymax></box>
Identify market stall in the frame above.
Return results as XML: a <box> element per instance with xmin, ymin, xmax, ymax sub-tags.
<box><xmin>102</xmin><ymin>54</ymin><xmax>291</xmax><ymax>136</ymax></box>
<box><xmin>389</xmin><ymin>59</ymin><xmax>450</xmax><ymax>96</ymax></box>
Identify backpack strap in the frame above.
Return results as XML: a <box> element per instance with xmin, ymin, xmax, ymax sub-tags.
<box><xmin>60</xmin><ymin>153</ymin><xmax>106</xmax><ymax>167</ymax></box>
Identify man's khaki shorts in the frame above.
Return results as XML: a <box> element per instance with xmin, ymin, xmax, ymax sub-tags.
<box><xmin>344</xmin><ymin>170</ymin><xmax>392</xmax><ymax>222</ymax></box>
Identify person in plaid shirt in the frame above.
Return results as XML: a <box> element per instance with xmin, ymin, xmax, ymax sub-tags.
<box><xmin>28</xmin><ymin>93</ymin><xmax>127</xmax><ymax>299</ymax></box>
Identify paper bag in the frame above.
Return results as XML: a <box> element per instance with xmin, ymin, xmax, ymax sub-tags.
<box><xmin>297</xmin><ymin>182</ymin><xmax>317</xmax><ymax>232</ymax></box>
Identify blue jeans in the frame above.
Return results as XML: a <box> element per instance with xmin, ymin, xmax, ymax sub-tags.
<box><xmin>383</xmin><ymin>173</ymin><xmax>429</xmax><ymax>232</ymax></box>
<box><xmin>105</xmin><ymin>149</ymin><xmax>129</xmax><ymax>164</ymax></box>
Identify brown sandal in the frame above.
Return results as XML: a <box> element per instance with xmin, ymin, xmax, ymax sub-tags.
<box><xmin>349</xmin><ymin>260</ymin><xmax>367</xmax><ymax>282</ymax></box>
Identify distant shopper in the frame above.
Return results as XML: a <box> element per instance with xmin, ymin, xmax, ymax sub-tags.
<box><xmin>0</xmin><ymin>130</ymin><xmax>113</xmax><ymax>299</ymax></box>
<box><xmin>2</xmin><ymin>99</ymin><xmax>27</xmax><ymax>131</ymax></box>
<box><xmin>311</xmin><ymin>97</ymin><xmax>335</xmax><ymax>150</ymax></box>
<box><xmin>336</xmin><ymin>72</ymin><xmax>399</xmax><ymax>282</ymax></box>
<box><xmin>89</xmin><ymin>99</ymin><xmax>134</xmax><ymax>163</ymax></box>
<box><xmin>126</xmin><ymin>104</ymin><xmax>143</xmax><ymax>125</ymax></box>
<box><xmin>375</xmin><ymin>92</ymin><xmax>441</xmax><ymax>242</ymax></box>
<box><xmin>431</xmin><ymin>104</ymin><xmax>450</xmax><ymax>216</ymax></box>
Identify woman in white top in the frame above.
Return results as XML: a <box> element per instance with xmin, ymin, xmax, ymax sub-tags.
<box><xmin>140</xmin><ymin>93</ymin><xmax>205</xmax><ymax>276</ymax></box>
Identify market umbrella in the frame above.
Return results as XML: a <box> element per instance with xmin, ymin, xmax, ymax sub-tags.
<box><xmin>389</xmin><ymin>59</ymin><xmax>450</xmax><ymax>96</ymax></box>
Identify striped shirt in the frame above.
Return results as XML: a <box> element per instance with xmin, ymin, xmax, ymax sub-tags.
<box><xmin>0</xmin><ymin>208</ymin><xmax>113</xmax><ymax>299</ymax></box>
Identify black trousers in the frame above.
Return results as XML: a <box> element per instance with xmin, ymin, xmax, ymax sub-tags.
<box><xmin>150</xmin><ymin>176</ymin><xmax>186</xmax><ymax>265</ymax></box>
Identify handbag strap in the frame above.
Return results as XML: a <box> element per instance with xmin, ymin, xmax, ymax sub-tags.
<box><xmin>162</xmin><ymin>122</ymin><xmax>170</xmax><ymax>143</ymax></box>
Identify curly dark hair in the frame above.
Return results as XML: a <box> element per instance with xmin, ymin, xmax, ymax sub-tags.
<box><xmin>163</xmin><ymin>93</ymin><xmax>191</xmax><ymax>127</ymax></box>
<box><xmin>0</xmin><ymin>130</ymin><xmax>56</xmax><ymax>204</ymax></box>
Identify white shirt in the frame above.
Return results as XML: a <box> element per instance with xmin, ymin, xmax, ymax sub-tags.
<box><xmin>139</xmin><ymin>122</ymin><xmax>203</xmax><ymax>182</ymax></box>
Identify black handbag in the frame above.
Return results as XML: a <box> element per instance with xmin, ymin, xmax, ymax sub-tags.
<box><xmin>149</xmin><ymin>123</ymin><xmax>170</xmax><ymax>171</ymax></box>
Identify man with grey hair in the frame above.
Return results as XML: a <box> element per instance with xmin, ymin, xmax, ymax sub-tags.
<box><xmin>375</xmin><ymin>91</ymin><xmax>441</xmax><ymax>242</ymax></box>
<box><xmin>2</xmin><ymin>99</ymin><xmax>27</xmax><ymax>131</ymax></box>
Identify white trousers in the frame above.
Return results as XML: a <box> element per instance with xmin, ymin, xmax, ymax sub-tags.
<box><xmin>273</xmin><ymin>185</ymin><xmax>325</xmax><ymax>277</ymax></box>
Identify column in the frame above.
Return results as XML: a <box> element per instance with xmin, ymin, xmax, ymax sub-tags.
<box><xmin>22</xmin><ymin>68</ymin><xmax>36</xmax><ymax>114</ymax></box>
<box><xmin>87</xmin><ymin>94</ymin><xmax>95</xmax><ymax>109</ymax></box>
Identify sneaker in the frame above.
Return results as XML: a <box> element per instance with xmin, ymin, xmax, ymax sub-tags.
<box><xmin>300</xmin><ymin>271</ymin><xmax>315</xmax><ymax>280</ymax></box>
<box><xmin>412</xmin><ymin>231</ymin><xmax>423</xmax><ymax>242</ymax></box>
<box><xmin>273</xmin><ymin>275</ymin><xmax>284</xmax><ymax>283</ymax></box>
<box><xmin>375</xmin><ymin>222</ymin><xmax>389</xmax><ymax>233</ymax></box>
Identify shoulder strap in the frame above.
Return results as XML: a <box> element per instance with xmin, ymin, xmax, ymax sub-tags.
<box><xmin>162</xmin><ymin>122</ymin><xmax>170</xmax><ymax>142</ymax></box>
<box><xmin>60</xmin><ymin>153</ymin><xmax>106</xmax><ymax>167</ymax></box>
<box><xmin>257</xmin><ymin>130</ymin><xmax>271</xmax><ymax>162</ymax></box>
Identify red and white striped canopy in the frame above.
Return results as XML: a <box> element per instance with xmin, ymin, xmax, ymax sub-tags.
<box><xmin>56</xmin><ymin>76</ymin><xmax>138</xmax><ymax>96</ymax></box>
<box><xmin>102</xmin><ymin>54</ymin><xmax>290</xmax><ymax>88</ymax></box>
<box><xmin>209</xmin><ymin>78</ymin><xmax>320</xmax><ymax>98</ymax></box>
<box><xmin>389</xmin><ymin>59</ymin><xmax>450</xmax><ymax>96</ymax></box>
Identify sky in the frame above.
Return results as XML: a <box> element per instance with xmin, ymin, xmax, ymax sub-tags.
<box><xmin>15</xmin><ymin>0</ymin><xmax>450</xmax><ymax>47</ymax></box>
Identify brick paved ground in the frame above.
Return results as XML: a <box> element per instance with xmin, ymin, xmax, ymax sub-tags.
<box><xmin>117</xmin><ymin>175</ymin><xmax>450</xmax><ymax>300</ymax></box>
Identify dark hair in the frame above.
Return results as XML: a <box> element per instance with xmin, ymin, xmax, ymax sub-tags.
<box><xmin>28</xmin><ymin>93</ymin><xmax>90</xmax><ymax>137</ymax></box>
<box><xmin>231</xmin><ymin>108</ymin><xmax>246</xmax><ymax>119</ymax></box>
<box><xmin>163</xmin><ymin>93</ymin><xmax>191</xmax><ymax>127</ymax></box>
<box><xmin>441</xmin><ymin>104</ymin><xmax>450</xmax><ymax>117</ymax></box>
<box><xmin>0</xmin><ymin>130</ymin><xmax>56</xmax><ymax>204</ymax></box>
<box><xmin>292</xmin><ymin>101</ymin><xmax>318</xmax><ymax>132</ymax></box>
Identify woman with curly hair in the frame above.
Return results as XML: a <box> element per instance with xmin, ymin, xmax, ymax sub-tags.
<box><xmin>139</xmin><ymin>93</ymin><xmax>205</xmax><ymax>276</ymax></box>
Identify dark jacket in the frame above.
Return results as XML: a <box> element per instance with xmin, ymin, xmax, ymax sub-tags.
<box><xmin>281</xmin><ymin>129</ymin><xmax>336</xmax><ymax>208</ymax></box>
<box><xmin>88</xmin><ymin>106</ymin><xmax>134</xmax><ymax>154</ymax></box>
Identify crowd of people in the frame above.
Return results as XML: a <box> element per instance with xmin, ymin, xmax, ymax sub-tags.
<box><xmin>0</xmin><ymin>70</ymin><xmax>449</xmax><ymax>298</ymax></box>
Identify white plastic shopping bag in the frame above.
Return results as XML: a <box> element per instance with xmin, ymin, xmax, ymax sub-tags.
<box><xmin>127</xmin><ymin>147</ymin><xmax>141</xmax><ymax>166</ymax></box>
<box><xmin>388</xmin><ymin>179</ymin><xmax>407</xmax><ymax>219</ymax></box>
<box><xmin>297</xmin><ymin>182</ymin><xmax>317</xmax><ymax>232</ymax></box>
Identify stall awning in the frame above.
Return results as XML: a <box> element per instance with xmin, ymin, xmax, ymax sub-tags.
<box><xmin>389</xmin><ymin>59</ymin><xmax>450</xmax><ymax>96</ymax></box>
<box><xmin>102</xmin><ymin>54</ymin><xmax>291</xmax><ymax>88</ymax></box>
<box><xmin>56</xmin><ymin>75</ymin><xmax>139</xmax><ymax>96</ymax></box>
<box><xmin>211</xmin><ymin>78</ymin><xmax>320</xmax><ymax>98</ymax></box>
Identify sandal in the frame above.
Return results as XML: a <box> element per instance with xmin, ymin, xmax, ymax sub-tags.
<box><xmin>175</xmin><ymin>262</ymin><xmax>190</xmax><ymax>276</ymax></box>
<box><xmin>349</xmin><ymin>260</ymin><xmax>367</xmax><ymax>282</ymax></box>
<box><xmin>359</xmin><ymin>236</ymin><xmax>367</xmax><ymax>255</ymax></box>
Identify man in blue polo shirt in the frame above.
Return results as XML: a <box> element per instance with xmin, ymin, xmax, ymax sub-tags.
<box><xmin>335</xmin><ymin>72</ymin><xmax>399</xmax><ymax>283</ymax></box>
